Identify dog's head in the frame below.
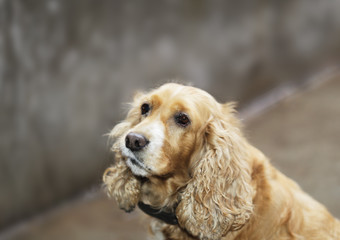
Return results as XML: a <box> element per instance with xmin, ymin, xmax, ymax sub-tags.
<box><xmin>111</xmin><ymin>83</ymin><xmax>214</xmax><ymax>178</ymax></box>
<box><xmin>107</xmin><ymin>83</ymin><xmax>253</xmax><ymax>239</ymax></box>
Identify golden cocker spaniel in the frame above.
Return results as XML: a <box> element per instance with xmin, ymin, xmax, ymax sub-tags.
<box><xmin>103</xmin><ymin>83</ymin><xmax>340</xmax><ymax>240</ymax></box>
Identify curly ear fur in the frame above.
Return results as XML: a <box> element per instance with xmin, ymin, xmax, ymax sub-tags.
<box><xmin>176</xmin><ymin>103</ymin><xmax>254</xmax><ymax>240</ymax></box>
<box><xmin>103</xmin><ymin>161</ymin><xmax>141</xmax><ymax>212</ymax></box>
<box><xmin>103</xmin><ymin>100</ymin><xmax>143</xmax><ymax>212</ymax></box>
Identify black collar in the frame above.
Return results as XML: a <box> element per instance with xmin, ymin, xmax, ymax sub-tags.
<box><xmin>138</xmin><ymin>201</ymin><xmax>178</xmax><ymax>225</ymax></box>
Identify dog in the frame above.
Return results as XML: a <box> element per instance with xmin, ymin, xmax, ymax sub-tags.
<box><xmin>103</xmin><ymin>83</ymin><xmax>340</xmax><ymax>240</ymax></box>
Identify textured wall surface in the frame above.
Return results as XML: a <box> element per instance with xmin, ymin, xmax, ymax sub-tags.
<box><xmin>1</xmin><ymin>0</ymin><xmax>340</xmax><ymax>228</ymax></box>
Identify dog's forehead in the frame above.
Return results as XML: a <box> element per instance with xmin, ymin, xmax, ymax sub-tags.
<box><xmin>151</xmin><ymin>84</ymin><xmax>187</xmax><ymax>100</ymax></box>
<box><xmin>148</xmin><ymin>90</ymin><xmax>195</xmax><ymax>113</ymax></box>
<box><xmin>148</xmin><ymin>84</ymin><xmax>212</xmax><ymax>109</ymax></box>
<box><xmin>134</xmin><ymin>84</ymin><xmax>218</xmax><ymax>124</ymax></box>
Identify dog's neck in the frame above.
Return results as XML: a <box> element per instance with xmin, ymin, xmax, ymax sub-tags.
<box><xmin>138</xmin><ymin>201</ymin><xmax>178</xmax><ymax>225</ymax></box>
<box><xmin>137</xmin><ymin>175</ymin><xmax>184</xmax><ymax>225</ymax></box>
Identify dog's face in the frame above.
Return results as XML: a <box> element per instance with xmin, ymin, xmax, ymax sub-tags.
<box><xmin>114</xmin><ymin>83</ymin><xmax>213</xmax><ymax>178</ymax></box>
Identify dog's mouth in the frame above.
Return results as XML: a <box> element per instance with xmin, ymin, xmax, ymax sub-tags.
<box><xmin>120</xmin><ymin>143</ymin><xmax>154</xmax><ymax>177</ymax></box>
<box><xmin>130</xmin><ymin>158</ymin><xmax>143</xmax><ymax>168</ymax></box>
<box><xmin>126</xmin><ymin>157</ymin><xmax>151</xmax><ymax>177</ymax></box>
<box><xmin>121</xmin><ymin>145</ymin><xmax>152</xmax><ymax>177</ymax></box>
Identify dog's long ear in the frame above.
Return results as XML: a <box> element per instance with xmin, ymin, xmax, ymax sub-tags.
<box><xmin>103</xmin><ymin>93</ymin><xmax>144</xmax><ymax>212</ymax></box>
<box><xmin>176</xmin><ymin>103</ymin><xmax>253</xmax><ymax>240</ymax></box>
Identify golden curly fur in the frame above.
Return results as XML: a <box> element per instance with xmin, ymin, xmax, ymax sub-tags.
<box><xmin>103</xmin><ymin>83</ymin><xmax>340</xmax><ymax>240</ymax></box>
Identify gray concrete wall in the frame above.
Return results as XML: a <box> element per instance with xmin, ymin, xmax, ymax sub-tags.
<box><xmin>1</xmin><ymin>0</ymin><xmax>340</xmax><ymax>228</ymax></box>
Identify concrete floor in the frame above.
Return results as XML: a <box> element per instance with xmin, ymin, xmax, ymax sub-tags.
<box><xmin>0</xmin><ymin>193</ymin><xmax>148</xmax><ymax>240</ymax></box>
<box><xmin>1</xmin><ymin>75</ymin><xmax>339</xmax><ymax>240</ymax></box>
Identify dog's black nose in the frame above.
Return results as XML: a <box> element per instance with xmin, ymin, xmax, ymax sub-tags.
<box><xmin>125</xmin><ymin>133</ymin><xmax>149</xmax><ymax>151</ymax></box>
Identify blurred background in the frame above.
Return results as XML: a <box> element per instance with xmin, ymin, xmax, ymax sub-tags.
<box><xmin>0</xmin><ymin>0</ymin><xmax>339</xmax><ymax>239</ymax></box>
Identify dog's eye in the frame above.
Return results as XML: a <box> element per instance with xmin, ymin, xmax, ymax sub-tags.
<box><xmin>141</xmin><ymin>103</ymin><xmax>150</xmax><ymax>115</ymax></box>
<box><xmin>175</xmin><ymin>113</ymin><xmax>190</xmax><ymax>127</ymax></box>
